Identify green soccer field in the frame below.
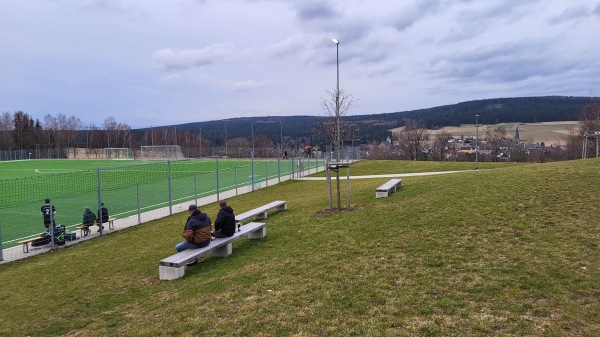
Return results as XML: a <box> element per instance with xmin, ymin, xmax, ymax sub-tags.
<box><xmin>0</xmin><ymin>158</ymin><xmax>321</xmax><ymax>249</ymax></box>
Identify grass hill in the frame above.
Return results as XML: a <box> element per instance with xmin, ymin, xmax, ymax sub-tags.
<box><xmin>1</xmin><ymin>159</ymin><xmax>599</xmax><ymax>336</ymax></box>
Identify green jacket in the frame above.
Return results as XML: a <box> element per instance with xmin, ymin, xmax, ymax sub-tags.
<box><xmin>82</xmin><ymin>209</ymin><xmax>97</xmax><ymax>226</ymax></box>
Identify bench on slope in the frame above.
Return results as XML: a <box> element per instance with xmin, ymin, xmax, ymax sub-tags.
<box><xmin>375</xmin><ymin>179</ymin><xmax>402</xmax><ymax>198</ymax></box>
<box><xmin>159</xmin><ymin>222</ymin><xmax>266</xmax><ymax>280</ymax></box>
<box><xmin>235</xmin><ymin>200</ymin><xmax>287</xmax><ymax>229</ymax></box>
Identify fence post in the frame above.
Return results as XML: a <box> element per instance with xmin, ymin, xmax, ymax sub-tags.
<box><xmin>194</xmin><ymin>174</ymin><xmax>198</xmax><ymax>205</ymax></box>
<box><xmin>167</xmin><ymin>160</ymin><xmax>172</xmax><ymax>216</ymax></box>
<box><xmin>216</xmin><ymin>157</ymin><xmax>220</xmax><ymax>201</ymax></box>
<box><xmin>137</xmin><ymin>184</ymin><xmax>142</xmax><ymax>224</ymax></box>
<box><xmin>97</xmin><ymin>168</ymin><xmax>103</xmax><ymax>235</ymax></box>
<box><xmin>278</xmin><ymin>157</ymin><xmax>281</xmax><ymax>183</ymax></box>
<box><xmin>235</xmin><ymin>167</ymin><xmax>238</xmax><ymax>196</ymax></box>
<box><xmin>0</xmin><ymin>225</ymin><xmax>3</xmax><ymax>261</ymax></box>
<box><xmin>265</xmin><ymin>160</ymin><xmax>268</xmax><ymax>187</ymax></box>
<box><xmin>49</xmin><ymin>198</ymin><xmax>55</xmax><ymax>250</ymax></box>
<box><xmin>251</xmin><ymin>152</ymin><xmax>255</xmax><ymax>192</ymax></box>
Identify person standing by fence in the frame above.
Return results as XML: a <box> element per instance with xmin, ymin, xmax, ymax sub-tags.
<box><xmin>40</xmin><ymin>198</ymin><xmax>56</xmax><ymax>230</ymax></box>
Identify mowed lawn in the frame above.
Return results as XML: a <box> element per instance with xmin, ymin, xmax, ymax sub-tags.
<box><xmin>0</xmin><ymin>159</ymin><xmax>599</xmax><ymax>336</ymax></box>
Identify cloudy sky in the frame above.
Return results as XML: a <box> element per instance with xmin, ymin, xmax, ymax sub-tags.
<box><xmin>1</xmin><ymin>0</ymin><xmax>599</xmax><ymax>128</ymax></box>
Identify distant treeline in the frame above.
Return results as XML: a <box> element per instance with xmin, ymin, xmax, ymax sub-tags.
<box><xmin>153</xmin><ymin>96</ymin><xmax>593</xmax><ymax>145</ymax></box>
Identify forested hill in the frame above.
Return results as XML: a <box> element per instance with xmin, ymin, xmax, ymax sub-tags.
<box><xmin>169</xmin><ymin>96</ymin><xmax>593</xmax><ymax>145</ymax></box>
<box><xmin>360</xmin><ymin>96</ymin><xmax>590</xmax><ymax>128</ymax></box>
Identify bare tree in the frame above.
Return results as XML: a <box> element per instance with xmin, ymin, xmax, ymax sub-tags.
<box><xmin>12</xmin><ymin>111</ymin><xmax>36</xmax><ymax>149</ymax></box>
<box><xmin>0</xmin><ymin>111</ymin><xmax>14</xmax><ymax>149</ymax></box>
<box><xmin>320</xmin><ymin>88</ymin><xmax>357</xmax><ymax>160</ymax></box>
<box><xmin>578</xmin><ymin>99</ymin><xmax>600</xmax><ymax>157</ymax></box>
<box><xmin>431</xmin><ymin>129</ymin><xmax>453</xmax><ymax>161</ymax></box>
<box><xmin>578</xmin><ymin>99</ymin><xmax>600</xmax><ymax>135</ymax></box>
<box><xmin>103</xmin><ymin>116</ymin><xmax>118</xmax><ymax>148</ymax></box>
<box><xmin>485</xmin><ymin>126</ymin><xmax>510</xmax><ymax>161</ymax></box>
<box><xmin>396</xmin><ymin>120</ymin><xmax>429</xmax><ymax>160</ymax></box>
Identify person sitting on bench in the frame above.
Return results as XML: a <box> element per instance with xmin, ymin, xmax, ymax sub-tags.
<box><xmin>82</xmin><ymin>206</ymin><xmax>97</xmax><ymax>230</ymax></box>
<box><xmin>97</xmin><ymin>202</ymin><xmax>109</xmax><ymax>228</ymax></box>
<box><xmin>175</xmin><ymin>204</ymin><xmax>212</xmax><ymax>252</ymax></box>
<box><xmin>212</xmin><ymin>199</ymin><xmax>236</xmax><ymax>238</ymax></box>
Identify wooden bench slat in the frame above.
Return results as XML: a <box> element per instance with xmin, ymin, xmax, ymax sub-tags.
<box><xmin>18</xmin><ymin>236</ymin><xmax>45</xmax><ymax>253</ymax></box>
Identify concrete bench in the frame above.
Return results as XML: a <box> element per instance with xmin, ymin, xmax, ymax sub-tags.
<box><xmin>375</xmin><ymin>179</ymin><xmax>402</xmax><ymax>198</ymax></box>
<box><xmin>235</xmin><ymin>200</ymin><xmax>287</xmax><ymax>229</ymax></box>
<box><xmin>77</xmin><ymin>217</ymin><xmax>117</xmax><ymax>237</ymax></box>
<box><xmin>159</xmin><ymin>222</ymin><xmax>266</xmax><ymax>280</ymax></box>
<box><xmin>17</xmin><ymin>236</ymin><xmax>45</xmax><ymax>253</ymax></box>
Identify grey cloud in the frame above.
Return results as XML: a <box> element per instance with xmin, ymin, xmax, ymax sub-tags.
<box><xmin>294</xmin><ymin>1</ymin><xmax>338</xmax><ymax>21</ymax></box>
<box><xmin>427</xmin><ymin>39</ymin><xmax>581</xmax><ymax>84</ymax></box>
<box><xmin>440</xmin><ymin>1</ymin><xmax>541</xmax><ymax>43</ymax></box>
<box><xmin>548</xmin><ymin>5</ymin><xmax>591</xmax><ymax>24</ymax></box>
<box><xmin>595</xmin><ymin>3</ymin><xmax>600</xmax><ymax>15</ymax></box>
<box><xmin>152</xmin><ymin>43</ymin><xmax>234</xmax><ymax>71</ymax></box>
<box><xmin>389</xmin><ymin>0</ymin><xmax>443</xmax><ymax>31</ymax></box>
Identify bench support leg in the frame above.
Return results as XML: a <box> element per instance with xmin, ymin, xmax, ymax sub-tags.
<box><xmin>159</xmin><ymin>265</ymin><xmax>185</xmax><ymax>280</ymax></box>
<box><xmin>255</xmin><ymin>212</ymin><xmax>267</xmax><ymax>220</ymax></box>
<box><xmin>22</xmin><ymin>243</ymin><xmax>29</xmax><ymax>253</ymax></box>
<box><xmin>376</xmin><ymin>191</ymin><xmax>389</xmax><ymax>198</ymax></box>
<box><xmin>248</xmin><ymin>227</ymin><xmax>266</xmax><ymax>239</ymax></box>
<box><xmin>212</xmin><ymin>243</ymin><xmax>232</xmax><ymax>257</ymax></box>
<box><xmin>108</xmin><ymin>220</ymin><xmax>115</xmax><ymax>230</ymax></box>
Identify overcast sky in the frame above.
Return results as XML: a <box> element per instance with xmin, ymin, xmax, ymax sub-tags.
<box><xmin>1</xmin><ymin>0</ymin><xmax>599</xmax><ymax>128</ymax></box>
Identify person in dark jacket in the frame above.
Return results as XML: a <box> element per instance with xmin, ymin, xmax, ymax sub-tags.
<box><xmin>212</xmin><ymin>199</ymin><xmax>236</xmax><ymax>238</ymax></box>
<box><xmin>82</xmin><ymin>206</ymin><xmax>97</xmax><ymax>226</ymax></box>
<box><xmin>41</xmin><ymin>198</ymin><xmax>56</xmax><ymax>230</ymax></box>
<box><xmin>97</xmin><ymin>202</ymin><xmax>109</xmax><ymax>232</ymax></box>
<box><xmin>176</xmin><ymin>204</ymin><xmax>212</xmax><ymax>252</ymax></box>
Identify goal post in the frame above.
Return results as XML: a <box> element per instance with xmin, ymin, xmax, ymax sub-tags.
<box><xmin>104</xmin><ymin>148</ymin><xmax>134</xmax><ymax>160</ymax></box>
<box><xmin>140</xmin><ymin>145</ymin><xmax>185</xmax><ymax>160</ymax></box>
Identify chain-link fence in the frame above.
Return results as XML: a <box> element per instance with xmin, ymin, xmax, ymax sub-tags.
<box><xmin>0</xmin><ymin>157</ymin><xmax>329</xmax><ymax>256</ymax></box>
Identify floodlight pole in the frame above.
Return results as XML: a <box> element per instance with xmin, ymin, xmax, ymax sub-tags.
<box><xmin>332</xmin><ymin>38</ymin><xmax>341</xmax><ymax>162</ymax></box>
<box><xmin>475</xmin><ymin>114</ymin><xmax>479</xmax><ymax>170</ymax></box>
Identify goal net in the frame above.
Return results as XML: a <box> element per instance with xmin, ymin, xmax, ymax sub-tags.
<box><xmin>104</xmin><ymin>148</ymin><xmax>134</xmax><ymax>160</ymax></box>
<box><xmin>140</xmin><ymin>145</ymin><xmax>184</xmax><ymax>160</ymax></box>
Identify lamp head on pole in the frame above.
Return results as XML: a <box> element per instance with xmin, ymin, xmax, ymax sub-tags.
<box><xmin>332</xmin><ymin>38</ymin><xmax>339</xmax><ymax>44</ymax></box>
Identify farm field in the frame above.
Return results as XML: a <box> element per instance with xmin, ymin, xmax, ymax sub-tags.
<box><xmin>392</xmin><ymin>121</ymin><xmax>579</xmax><ymax>145</ymax></box>
<box><xmin>0</xmin><ymin>159</ymin><xmax>598</xmax><ymax>336</ymax></box>
<box><xmin>443</xmin><ymin>121</ymin><xmax>579</xmax><ymax>145</ymax></box>
<box><xmin>0</xmin><ymin>158</ymin><xmax>321</xmax><ymax>248</ymax></box>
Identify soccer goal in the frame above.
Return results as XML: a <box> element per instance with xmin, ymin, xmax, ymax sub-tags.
<box><xmin>104</xmin><ymin>148</ymin><xmax>134</xmax><ymax>160</ymax></box>
<box><xmin>140</xmin><ymin>145</ymin><xmax>184</xmax><ymax>160</ymax></box>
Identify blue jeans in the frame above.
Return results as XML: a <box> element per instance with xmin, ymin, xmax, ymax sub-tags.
<box><xmin>175</xmin><ymin>240</ymin><xmax>208</xmax><ymax>252</ymax></box>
